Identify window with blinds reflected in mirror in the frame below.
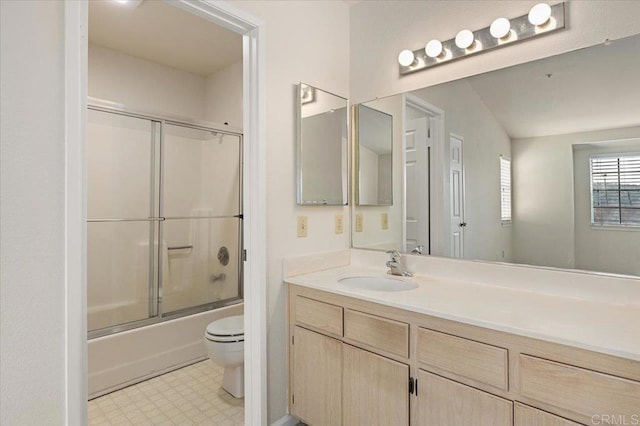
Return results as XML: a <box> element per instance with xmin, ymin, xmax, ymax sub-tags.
<box><xmin>590</xmin><ymin>154</ymin><xmax>640</xmax><ymax>227</ymax></box>
<box><xmin>500</xmin><ymin>156</ymin><xmax>512</xmax><ymax>225</ymax></box>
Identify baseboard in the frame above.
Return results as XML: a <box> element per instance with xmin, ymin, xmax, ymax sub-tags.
<box><xmin>271</xmin><ymin>414</ymin><xmax>300</xmax><ymax>426</ymax></box>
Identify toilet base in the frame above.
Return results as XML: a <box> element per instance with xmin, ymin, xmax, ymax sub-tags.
<box><xmin>222</xmin><ymin>365</ymin><xmax>244</xmax><ymax>398</ymax></box>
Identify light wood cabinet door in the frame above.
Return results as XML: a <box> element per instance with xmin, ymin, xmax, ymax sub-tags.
<box><xmin>417</xmin><ymin>370</ymin><xmax>512</xmax><ymax>426</ymax></box>
<box><xmin>514</xmin><ymin>403</ymin><xmax>583</xmax><ymax>426</ymax></box>
<box><xmin>343</xmin><ymin>344</ymin><xmax>409</xmax><ymax>426</ymax></box>
<box><xmin>291</xmin><ymin>326</ymin><xmax>342</xmax><ymax>426</ymax></box>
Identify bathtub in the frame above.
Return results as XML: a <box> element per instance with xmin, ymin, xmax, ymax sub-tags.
<box><xmin>88</xmin><ymin>302</ymin><xmax>243</xmax><ymax>398</ymax></box>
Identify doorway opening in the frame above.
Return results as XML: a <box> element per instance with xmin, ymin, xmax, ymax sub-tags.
<box><xmin>64</xmin><ymin>1</ymin><xmax>265</xmax><ymax>424</ymax></box>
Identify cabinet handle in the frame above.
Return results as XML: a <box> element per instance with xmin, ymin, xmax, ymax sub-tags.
<box><xmin>409</xmin><ymin>377</ymin><xmax>415</xmax><ymax>394</ymax></box>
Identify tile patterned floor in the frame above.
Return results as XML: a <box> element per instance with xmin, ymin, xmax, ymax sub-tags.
<box><xmin>88</xmin><ymin>360</ymin><xmax>243</xmax><ymax>425</ymax></box>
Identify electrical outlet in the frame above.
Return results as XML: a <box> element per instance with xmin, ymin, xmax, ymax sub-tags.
<box><xmin>335</xmin><ymin>214</ymin><xmax>344</xmax><ymax>234</ymax></box>
<box><xmin>355</xmin><ymin>213</ymin><xmax>363</xmax><ymax>232</ymax></box>
<box><xmin>381</xmin><ymin>212</ymin><xmax>388</xmax><ymax>230</ymax></box>
<box><xmin>297</xmin><ymin>216</ymin><xmax>308</xmax><ymax>237</ymax></box>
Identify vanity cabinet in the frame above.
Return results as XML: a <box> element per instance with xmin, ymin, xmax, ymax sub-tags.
<box><xmin>343</xmin><ymin>344</ymin><xmax>409</xmax><ymax>425</ymax></box>
<box><xmin>290</xmin><ymin>293</ymin><xmax>410</xmax><ymax>426</ymax></box>
<box><xmin>290</xmin><ymin>326</ymin><xmax>342</xmax><ymax>426</ymax></box>
<box><xmin>287</xmin><ymin>284</ymin><xmax>640</xmax><ymax>426</ymax></box>
<box><xmin>417</xmin><ymin>370</ymin><xmax>512</xmax><ymax>426</ymax></box>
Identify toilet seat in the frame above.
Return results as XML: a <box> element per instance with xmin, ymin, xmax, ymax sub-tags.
<box><xmin>205</xmin><ymin>315</ymin><xmax>244</xmax><ymax>342</ymax></box>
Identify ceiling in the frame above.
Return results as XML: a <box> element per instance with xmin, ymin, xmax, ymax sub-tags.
<box><xmin>464</xmin><ymin>34</ymin><xmax>640</xmax><ymax>139</ymax></box>
<box><xmin>88</xmin><ymin>0</ymin><xmax>242</xmax><ymax>77</ymax></box>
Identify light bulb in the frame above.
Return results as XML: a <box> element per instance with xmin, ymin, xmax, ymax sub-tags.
<box><xmin>455</xmin><ymin>29</ymin><xmax>475</xmax><ymax>49</ymax></box>
<box><xmin>528</xmin><ymin>3</ymin><xmax>552</xmax><ymax>26</ymax></box>
<box><xmin>398</xmin><ymin>49</ymin><xmax>415</xmax><ymax>67</ymax></box>
<box><xmin>490</xmin><ymin>18</ymin><xmax>511</xmax><ymax>39</ymax></box>
<box><xmin>425</xmin><ymin>40</ymin><xmax>443</xmax><ymax>58</ymax></box>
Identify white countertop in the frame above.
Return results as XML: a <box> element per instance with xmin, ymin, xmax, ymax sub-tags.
<box><xmin>285</xmin><ymin>265</ymin><xmax>640</xmax><ymax>361</ymax></box>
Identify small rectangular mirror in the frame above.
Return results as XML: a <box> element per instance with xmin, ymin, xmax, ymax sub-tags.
<box><xmin>354</xmin><ymin>104</ymin><xmax>393</xmax><ymax>206</ymax></box>
<box><xmin>297</xmin><ymin>83</ymin><xmax>348</xmax><ymax>205</ymax></box>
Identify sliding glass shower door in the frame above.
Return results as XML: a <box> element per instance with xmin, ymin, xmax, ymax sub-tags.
<box><xmin>87</xmin><ymin>106</ymin><xmax>243</xmax><ymax>337</ymax></box>
<box><xmin>162</xmin><ymin>124</ymin><xmax>242</xmax><ymax>315</ymax></box>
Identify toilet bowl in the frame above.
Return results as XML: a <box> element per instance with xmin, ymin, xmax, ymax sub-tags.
<box><xmin>204</xmin><ymin>315</ymin><xmax>244</xmax><ymax>398</ymax></box>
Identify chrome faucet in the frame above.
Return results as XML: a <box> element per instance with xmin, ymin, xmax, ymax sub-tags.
<box><xmin>385</xmin><ymin>250</ymin><xmax>413</xmax><ymax>277</ymax></box>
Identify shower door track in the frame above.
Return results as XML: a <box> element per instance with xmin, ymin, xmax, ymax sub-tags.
<box><xmin>87</xmin><ymin>102</ymin><xmax>244</xmax><ymax>340</ymax></box>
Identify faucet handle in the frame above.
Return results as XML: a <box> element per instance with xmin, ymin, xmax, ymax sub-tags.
<box><xmin>385</xmin><ymin>250</ymin><xmax>401</xmax><ymax>261</ymax></box>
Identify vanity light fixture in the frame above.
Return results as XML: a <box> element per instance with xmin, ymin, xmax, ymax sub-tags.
<box><xmin>398</xmin><ymin>2</ymin><xmax>565</xmax><ymax>74</ymax></box>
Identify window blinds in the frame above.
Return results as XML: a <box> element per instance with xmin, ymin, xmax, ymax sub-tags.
<box><xmin>500</xmin><ymin>156</ymin><xmax>511</xmax><ymax>223</ymax></box>
<box><xmin>591</xmin><ymin>154</ymin><xmax>640</xmax><ymax>226</ymax></box>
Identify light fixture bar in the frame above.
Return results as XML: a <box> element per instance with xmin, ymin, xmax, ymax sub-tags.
<box><xmin>399</xmin><ymin>2</ymin><xmax>565</xmax><ymax>75</ymax></box>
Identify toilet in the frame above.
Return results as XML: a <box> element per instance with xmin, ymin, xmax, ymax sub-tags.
<box><xmin>204</xmin><ymin>315</ymin><xmax>244</xmax><ymax>398</ymax></box>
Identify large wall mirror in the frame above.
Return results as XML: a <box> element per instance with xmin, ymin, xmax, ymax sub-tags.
<box><xmin>351</xmin><ymin>33</ymin><xmax>640</xmax><ymax>278</ymax></box>
<box><xmin>297</xmin><ymin>83</ymin><xmax>348</xmax><ymax>205</ymax></box>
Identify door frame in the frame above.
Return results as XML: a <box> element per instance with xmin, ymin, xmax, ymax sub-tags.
<box><xmin>63</xmin><ymin>1</ymin><xmax>267</xmax><ymax>424</ymax></box>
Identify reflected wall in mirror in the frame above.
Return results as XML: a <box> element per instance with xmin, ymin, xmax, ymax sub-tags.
<box><xmin>354</xmin><ymin>104</ymin><xmax>393</xmax><ymax>206</ymax></box>
<box><xmin>352</xmin><ymin>33</ymin><xmax>640</xmax><ymax>278</ymax></box>
<box><xmin>297</xmin><ymin>83</ymin><xmax>348</xmax><ymax>205</ymax></box>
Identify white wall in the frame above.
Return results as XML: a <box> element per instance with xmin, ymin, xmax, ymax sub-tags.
<box><xmin>205</xmin><ymin>60</ymin><xmax>243</xmax><ymax>127</ymax></box>
<box><xmin>512</xmin><ymin>127</ymin><xmax>640</xmax><ymax>273</ymax></box>
<box><xmin>412</xmin><ymin>80</ymin><xmax>512</xmax><ymax>262</ymax></box>
<box><xmin>1</xmin><ymin>1</ymin><xmax>67</xmax><ymax>424</ymax></box>
<box><xmin>512</xmin><ymin>134</ymin><xmax>576</xmax><ymax>268</ymax></box>
<box><xmin>89</xmin><ymin>44</ymin><xmax>207</xmax><ymax>119</ymax></box>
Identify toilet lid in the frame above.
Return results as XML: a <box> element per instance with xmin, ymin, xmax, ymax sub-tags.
<box><xmin>206</xmin><ymin>315</ymin><xmax>244</xmax><ymax>337</ymax></box>
<box><xmin>205</xmin><ymin>333</ymin><xmax>244</xmax><ymax>343</ymax></box>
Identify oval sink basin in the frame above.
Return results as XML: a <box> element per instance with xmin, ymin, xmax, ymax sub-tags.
<box><xmin>338</xmin><ymin>276</ymin><xmax>418</xmax><ymax>292</ymax></box>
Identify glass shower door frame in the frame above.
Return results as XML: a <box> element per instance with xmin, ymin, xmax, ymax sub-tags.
<box><xmin>87</xmin><ymin>102</ymin><xmax>243</xmax><ymax>339</ymax></box>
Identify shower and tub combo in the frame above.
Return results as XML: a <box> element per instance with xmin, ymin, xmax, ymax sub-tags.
<box><xmin>86</xmin><ymin>100</ymin><xmax>244</xmax><ymax>397</ymax></box>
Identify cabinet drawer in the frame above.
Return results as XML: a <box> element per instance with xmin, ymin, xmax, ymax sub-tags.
<box><xmin>519</xmin><ymin>355</ymin><xmax>640</xmax><ymax>422</ymax></box>
<box><xmin>514</xmin><ymin>403</ymin><xmax>582</xmax><ymax>426</ymax></box>
<box><xmin>417</xmin><ymin>327</ymin><xmax>508</xmax><ymax>390</ymax></box>
<box><xmin>344</xmin><ymin>309</ymin><xmax>409</xmax><ymax>358</ymax></box>
<box><xmin>294</xmin><ymin>296</ymin><xmax>343</xmax><ymax>337</ymax></box>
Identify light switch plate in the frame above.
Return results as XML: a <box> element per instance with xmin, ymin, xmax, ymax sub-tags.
<box><xmin>335</xmin><ymin>214</ymin><xmax>344</xmax><ymax>234</ymax></box>
<box><xmin>297</xmin><ymin>216</ymin><xmax>308</xmax><ymax>237</ymax></box>
<box><xmin>381</xmin><ymin>212</ymin><xmax>388</xmax><ymax>230</ymax></box>
<box><xmin>355</xmin><ymin>213</ymin><xmax>363</xmax><ymax>232</ymax></box>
